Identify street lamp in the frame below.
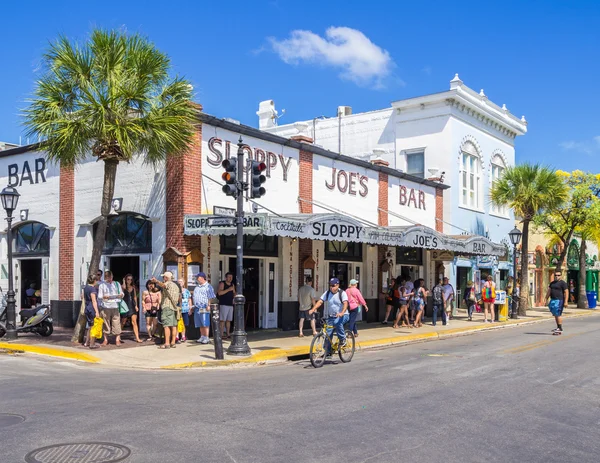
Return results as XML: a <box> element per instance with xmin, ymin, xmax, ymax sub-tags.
<box><xmin>1</xmin><ymin>185</ymin><xmax>20</xmax><ymax>340</ymax></box>
<box><xmin>508</xmin><ymin>226</ymin><xmax>522</xmax><ymax>319</ymax></box>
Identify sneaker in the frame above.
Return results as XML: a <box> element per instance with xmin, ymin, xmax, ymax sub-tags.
<box><xmin>196</xmin><ymin>338</ymin><xmax>204</xmax><ymax>343</ymax></box>
<box><xmin>552</xmin><ymin>328</ymin><xmax>562</xmax><ymax>333</ymax></box>
<box><xmin>340</xmin><ymin>340</ymin><xmax>347</xmax><ymax>348</ymax></box>
<box><xmin>181</xmin><ymin>336</ymin><xmax>187</xmax><ymax>343</ymax></box>
<box><xmin>381</xmin><ymin>320</ymin><xmax>388</xmax><ymax>325</ymax></box>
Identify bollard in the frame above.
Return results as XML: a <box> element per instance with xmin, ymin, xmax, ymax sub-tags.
<box><xmin>210</xmin><ymin>303</ymin><xmax>224</xmax><ymax>360</ymax></box>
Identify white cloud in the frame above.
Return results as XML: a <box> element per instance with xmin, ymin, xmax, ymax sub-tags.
<box><xmin>560</xmin><ymin>139</ymin><xmax>597</xmax><ymax>155</ymax></box>
<box><xmin>268</xmin><ymin>27</ymin><xmax>394</xmax><ymax>88</ymax></box>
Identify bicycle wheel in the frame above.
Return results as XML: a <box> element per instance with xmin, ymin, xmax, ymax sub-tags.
<box><xmin>309</xmin><ymin>332</ymin><xmax>327</xmax><ymax>368</ymax></box>
<box><xmin>338</xmin><ymin>330</ymin><xmax>355</xmax><ymax>363</ymax></box>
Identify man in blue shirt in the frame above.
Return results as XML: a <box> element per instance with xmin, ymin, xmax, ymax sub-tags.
<box><xmin>309</xmin><ymin>278</ymin><xmax>349</xmax><ymax>355</ymax></box>
<box><xmin>193</xmin><ymin>272</ymin><xmax>216</xmax><ymax>344</ymax></box>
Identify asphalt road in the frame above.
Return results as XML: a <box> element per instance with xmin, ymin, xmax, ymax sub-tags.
<box><xmin>1</xmin><ymin>316</ymin><xmax>600</xmax><ymax>463</ymax></box>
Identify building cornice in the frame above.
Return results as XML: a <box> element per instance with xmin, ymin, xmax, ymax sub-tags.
<box><xmin>392</xmin><ymin>75</ymin><xmax>527</xmax><ymax>139</ymax></box>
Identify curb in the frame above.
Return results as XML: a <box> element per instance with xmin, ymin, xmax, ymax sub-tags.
<box><xmin>3</xmin><ymin>311</ymin><xmax>597</xmax><ymax>368</ymax></box>
<box><xmin>161</xmin><ymin>310</ymin><xmax>599</xmax><ymax>369</ymax></box>
<box><xmin>0</xmin><ymin>341</ymin><xmax>100</xmax><ymax>363</ymax></box>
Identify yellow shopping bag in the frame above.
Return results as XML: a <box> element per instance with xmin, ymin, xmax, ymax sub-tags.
<box><xmin>90</xmin><ymin>317</ymin><xmax>104</xmax><ymax>339</ymax></box>
<box><xmin>177</xmin><ymin>317</ymin><xmax>185</xmax><ymax>334</ymax></box>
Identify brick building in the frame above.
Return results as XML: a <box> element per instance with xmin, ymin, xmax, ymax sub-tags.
<box><xmin>0</xmin><ymin>112</ymin><xmax>504</xmax><ymax>330</ymax></box>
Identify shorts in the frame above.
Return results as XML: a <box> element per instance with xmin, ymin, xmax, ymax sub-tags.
<box><xmin>300</xmin><ymin>310</ymin><xmax>315</xmax><ymax>320</ymax></box>
<box><xmin>146</xmin><ymin>308</ymin><xmax>158</xmax><ymax>318</ymax></box>
<box><xmin>220</xmin><ymin>305</ymin><xmax>233</xmax><ymax>322</ymax></box>
<box><xmin>181</xmin><ymin>311</ymin><xmax>190</xmax><ymax>327</ymax></box>
<box><xmin>548</xmin><ymin>299</ymin><xmax>564</xmax><ymax>317</ymax></box>
<box><xmin>194</xmin><ymin>311</ymin><xmax>211</xmax><ymax>328</ymax></box>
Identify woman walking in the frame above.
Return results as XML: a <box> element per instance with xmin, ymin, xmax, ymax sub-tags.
<box><xmin>412</xmin><ymin>279</ymin><xmax>428</xmax><ymax>328</ymax></box>
<box><xmin>152</xmin><ymin>272</ymin><xmax>181</xmax><ymax>349</ymax></box>
<box><xmin>464</xmin><ymin>280</ymin><xmax>477</xmax><ymax>321</ymax></box>
<box><xmin>482</xmin><ymin>275</ymin><xmax>497</xmax><ymax>323</ymax></box>
<box><xmin>346</xmin><ymin>279</ymin><xmax>368</xmax><ymax>337</ymax></box>
<box><xmin>83</xmin><ymin>274</ymin><xmax>100</xmax><ymax>349</ymax></box>
<box><xmin>177</xmin><ymin>278</ymin><xmax>192</xmax><ymax>342</ymax></box>
<box><xmin>121</xmin><ymin>274</ymin><xmax>142</xmax><ymax>343</ymax></box>
<box><xmin>142</xmin><ymin>280</ymin><xmax>161</xmax><ymax>341</ymax></box>
<box><xmin>393</xmin><ymin>278</ymin><xmax>411</xmax><ymax>329</ymax></box>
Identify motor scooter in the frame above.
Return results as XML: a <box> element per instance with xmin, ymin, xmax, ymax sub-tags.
<box><xmin>0</xmin><ymin>286</ymin><xmax>54</xmax><ymax>338</ymax></box>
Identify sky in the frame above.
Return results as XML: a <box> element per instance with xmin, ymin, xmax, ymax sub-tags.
<box><xmin>1</xmin><ymin>0</ymin><xmax>599</xmax><ymax>171</ymax></box>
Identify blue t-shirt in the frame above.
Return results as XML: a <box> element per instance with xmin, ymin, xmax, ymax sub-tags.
<box><xmin>320</xmin><ymin>290</ymin><xmax>348</xmax><ymax>318</ymax></box>
<box><xmin>181</xmin><ymin>288</ymin><xmax>191</xmax><ymax>312</ymax></box>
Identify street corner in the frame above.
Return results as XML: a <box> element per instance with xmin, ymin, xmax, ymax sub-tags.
<box><xmin>0</xmin><ymin>342</ymin><xmax>100</xmax><ymax>364</ymax></box>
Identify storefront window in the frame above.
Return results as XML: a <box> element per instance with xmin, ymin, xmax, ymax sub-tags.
<box><xmin>220</xmin><ymin>235</ymin><xmax>278</xmax><ymax>257</ymax></box>
<box><xmin>94</xmin><ymin>213</ymin><xmax>152</xmax><ymax>255</ymax></box>
<box><xmin>396</xmin><ymin>246</ymin><xmax>423</xmax><ymax>265</ymax></box>
<box><xmin>12</xmin><ymin>221</ymin><xmax>50</xmax><ymax>257</ymax></box>
<box><xmin>325</xmin><ymin>240</ymin><xmax>363</xmax><ymax>262</ymax></box>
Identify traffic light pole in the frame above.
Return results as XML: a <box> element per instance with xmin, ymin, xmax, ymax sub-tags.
<box><xmin>227</xmin><ymin>137</ymin><xmax>251</xmax><ymax>356</ymax></box>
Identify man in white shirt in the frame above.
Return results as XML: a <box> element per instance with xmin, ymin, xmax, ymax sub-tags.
<box><xmin>442</xmin><ymin>277</ymin><xmax>455</xmax><ymax>322</ymax></box>
<box><xmin>97</xmin><ymin>270</ymin><xmax>124</xmax><ymax>346</ymax></box>
<box><xmin>298</xmin><ymin>276</ymin><xmax>317</xmax><ymax>337</ymax></box>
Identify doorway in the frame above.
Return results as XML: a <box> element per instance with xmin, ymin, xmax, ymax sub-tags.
<box><xmin>20</xmin><ymin>259</ymin><xmax>42</xmax><ymax>308</ymax></box>
<box><xmin>229</xmin><ymin>258</ymin><xmax>260</xmax><ymax>330</ymax></box>
<box><xmin>329</xmin><ymin>263</ymin><xmax>349</xmax><ymax>290</ymax></box>
<box><xmin>456</xmin><ymin>266</ymin><xmax>470</xmax><ymax>309</ymax></box>
<box><xmin>107</xmin><ymin>256</ymin><xmax>140</xmax><ymax>288</ymax></box>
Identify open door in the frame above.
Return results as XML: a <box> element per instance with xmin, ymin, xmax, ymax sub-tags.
<box><xmin>262</xmin><ymin>258</ymin><xmax>278</xmax><ymax>329</ymax></box>
<box><xmin>41</xmin><ymin>257</ymin><xmax>49</xmax><ymax>305</ymax></box>
<box><xmin>138</xmin><ymin>254</ymin><xmax>152</xmax><ymax>333</ymax></box>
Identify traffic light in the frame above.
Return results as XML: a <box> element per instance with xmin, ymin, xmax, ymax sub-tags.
<box><xmin>250</xmin><ymin>161</ymin><xmax>267</xmax><ymax>198</ymax></box>
<box><xmin>221</xmin><ymin>158</ymin><xmax>238</xmax><ymax>198</ymax></box>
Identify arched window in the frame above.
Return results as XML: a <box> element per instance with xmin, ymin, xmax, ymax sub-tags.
<box><xmin>460</xmin><ymin>141</ymin><xmax>481</xmax><ymax>209</ymax></box>
<box><xmin>94</xmin><ymin>212</ymin><xmax>152</xmax><ymax>255</ymax></box>
<box><xmin>491</xmin><ymin>155</ymin><xmax>506</xmax><ymax>215</ymax></box>
<box><xmin>12</xmin><ymin>221</ymin><xmax>50</xmax><ymax>257</ymax></box>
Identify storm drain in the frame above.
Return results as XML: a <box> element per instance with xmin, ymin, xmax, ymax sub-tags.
<box><xmin>25</xmin><ymin>443</ymin><xmax>130</xmax><ymax>463</ymax></box>
<box><xmin>0</xmin><ymin>413</ymin><xmax>25</xmax><ymax>428</ymax></box>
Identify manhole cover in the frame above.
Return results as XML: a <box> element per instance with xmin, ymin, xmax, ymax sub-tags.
<box><xmin>0</xmin><ymin>413</ymin><xmax>25</xmax><ymax>428</ymax></box>
<box><xmin>25</xmin><ymin>443</ymin><xmax>130</xmax><ymax>463</ymax></box>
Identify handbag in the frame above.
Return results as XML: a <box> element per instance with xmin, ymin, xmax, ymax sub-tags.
<box><xmin>90</xmin><ymin>317</ymin><xmax>104</xmax><ymax>339</ymax></box>
<box><xmin>177</xmin><ymin>317</ymin><xmax>185</xmax><ymax>333</ymax></box>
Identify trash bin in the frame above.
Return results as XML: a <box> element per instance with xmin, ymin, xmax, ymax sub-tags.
<box><xmin>498</xmin><ymin>300</ymin><xmax>509</xmax><ymax>321</ymax></box>
<box><xmin>586</xmin><ymin>291</ymin><xmax>597</xmax><ymax>309</ymax></box>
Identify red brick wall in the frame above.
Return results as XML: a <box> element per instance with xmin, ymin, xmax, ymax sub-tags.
<box><xmin>59</xmin><ymin>163</ymin><xmax>74</xmax><ymax>300</ymax></box>
<box><xmin>299</xmin><ymin>150</ymin><xmax>313</xmax><ymax>213</ymax></box>
<box><xmin>435</xmin><ymin>187</ymin><xmax>444</xmax><ymax>232</ymax></box>
<box><xmin>378</xmin><ymin>172</ymin><xmax>388</xmax><ymax>226</ymax></box>
<box><xmin>165</xmin><ymin>125</ymin><xmax>203</xmax><ymax>252</ymax></box>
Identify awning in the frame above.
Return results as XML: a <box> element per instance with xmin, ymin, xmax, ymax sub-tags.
<box><xmin>184</xmin><ymin>213</ymin><xmax>506</xmax><ymax>256</ymax></box>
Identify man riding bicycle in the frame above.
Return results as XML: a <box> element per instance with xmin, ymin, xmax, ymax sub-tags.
<box><xmin>309</xmin><ymin>278</ymin><xmax>349</xmax><ymax>356</ymax></box>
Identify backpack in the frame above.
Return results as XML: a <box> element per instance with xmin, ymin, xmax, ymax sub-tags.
<box><xmin>432</xmin><ymin>285</ymin><xmax>443</xmax><ymax>304</ymax></box>
<box><xmin>325</xmin><ymin>289</ymin><xmax>345</xmax><ymax>304</ymax></box>
<box><xmin>482</xmin><ymin>283</ymin><xmax>496</xmax><ymax>301</ymax></box>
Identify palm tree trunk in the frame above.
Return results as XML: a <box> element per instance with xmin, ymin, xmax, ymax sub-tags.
<box><xmin>519</xmin><ymin>219</ymin><xmax>531</xmax><ymax>315</ymax></box>
<box><xmin>578</xmin><ymin>239</ymin><xmax>588</xmax><ymax>309</ymax></box>
<box><xmin>71</xmin><ymin>159</ymin><xmax>118</xmax><ymax>343</ymax></box>
<box><xmin>89</xmin><ymin>159</ymin><xmax>119</xmax><ymax>275</ymax></box>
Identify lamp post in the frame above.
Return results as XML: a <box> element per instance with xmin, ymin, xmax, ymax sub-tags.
<box><xmin>508</xmin><ymin>226</ymin><xmax>522</xmax><ymax>319</ymax></box>
<box><xmin>1</xmin><ymin>185</ymin><xmax>20</xmax><ymax>340</ymax></box>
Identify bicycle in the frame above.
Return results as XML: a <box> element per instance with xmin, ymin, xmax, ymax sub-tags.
<box><xmin>309</xmin><ymin>316</ymin><xmax>355</xmax><ymax>368</ymax></box>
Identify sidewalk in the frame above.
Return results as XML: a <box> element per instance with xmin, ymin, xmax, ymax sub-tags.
<box><xmin>1</xmin><ymin>307</ymin><xmax>597</xmax><ymax>369</ymax></box>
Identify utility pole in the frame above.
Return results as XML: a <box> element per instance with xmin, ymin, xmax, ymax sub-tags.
<box><xmin>227</xmin><ymin>137</ymin><xmax>251</xmax><ymax>356</ymax></box>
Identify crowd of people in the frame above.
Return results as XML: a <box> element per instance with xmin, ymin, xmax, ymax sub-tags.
<box><xmin>81</xmin><ymin>269</ymin><xmax>220</xmax><ymax>350</ymax></box>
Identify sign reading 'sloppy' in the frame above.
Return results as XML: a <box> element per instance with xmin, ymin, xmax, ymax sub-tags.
<box><xmin>206</xmin><ymin>136</ymin><xmax>293</xmax><ymax>181</ymax></box>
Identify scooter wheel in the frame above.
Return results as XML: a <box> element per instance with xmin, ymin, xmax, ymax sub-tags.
<box><xmin>39</xmin><ymin>322</ymin><xmax>53</xmax><ymax>337</ymax></box>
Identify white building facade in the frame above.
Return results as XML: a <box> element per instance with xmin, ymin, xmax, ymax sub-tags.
<box><xmin>259</xmin><ymin>75</ymin><xmax>528</xmax><ymax>297</ymax></box>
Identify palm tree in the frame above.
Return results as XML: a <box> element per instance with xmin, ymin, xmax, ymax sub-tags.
<box><xmin>23</xmin><ymin>29</ymin><xmax>197</xmax><ymax>341</ymax></box>
<box><xmin>491</xmin><ymin>164</ymin><xmax>567</xmax><ymax>314</ymax></box>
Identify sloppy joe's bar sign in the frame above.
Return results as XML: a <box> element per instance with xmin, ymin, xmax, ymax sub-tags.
<box><xmin>184</xmin><ymin>213</ymin><xmax>504</xmax><ymax>256</ymax></box>
<box><xmin>206</xmin><ymin>137</ymin><xmax>293</xmax><ymax>181</ymax></box>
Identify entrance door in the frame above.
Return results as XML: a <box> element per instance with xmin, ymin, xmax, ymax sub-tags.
<box><xmin>107</xmin><ymin>256</ymin><xmax>140</xmax><ymax>288</ymax></box>
<box><xmin>229</xmin><ymin>258</ymin><xmax>260</xmax><ymax>330</ymax></box>
<box><xmin>456</xmin><ymin>267</ymin><xmax>470</xmax><ymax>309</ymax></box>
<box><xmin>263</xmin><ymin>259</ymin><xmax>278</xmax><ymax>329</ymax></box>
<box><xmin>329</xmin><ymin>263</ymin><xmax>349</xmax><ymax>290</ymax></box>
<box><xmin>19</xmin><ymin>258</ymin><xmax>42</xmax><ymax>309</ymax></box>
